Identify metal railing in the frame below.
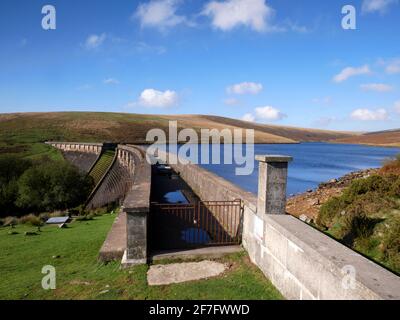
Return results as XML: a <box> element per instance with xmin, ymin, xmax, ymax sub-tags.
<box><xmin>150</xmin><ymin>200</ymin><xmax>243</xmax><ymax>250</ymax></box>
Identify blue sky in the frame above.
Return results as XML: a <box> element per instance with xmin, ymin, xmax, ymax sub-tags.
<box><xmin>0</xmin><ymin>0</ymin><xmax>399</xmax><ymax>132</ymax></box>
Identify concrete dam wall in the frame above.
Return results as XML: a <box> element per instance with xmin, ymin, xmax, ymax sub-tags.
<box><xmin>85</xmin><ymin>145</ymin><xmax>142</xmax><ymax>209</ymax></box>
<box><xmin>47</xmin><ymin>141</ymin><xmax>151</xmax><ymax>261</ymax></box>
<box><xmin>45</xmin><ymin>142</ymin><xmax>102</xmax><ymax>174</ymax></box>
<box><xmin>47</xmin><ymin>142</ymin><xmax>145</xmax><ymax>210</ymax></box>
<box><xmin>46</xmin><ymin>142</ymin><xmax>400</xmax><ymax>300</ymax></box>
<box><xmin>99</xmin><ymin>145</ymin><xmax>151</xmax><ymax>262</ymax></box>
<box><xmin>151</xmin><ymin>151</ymin><xmax>400</xmax><ymax>300</ymax></box>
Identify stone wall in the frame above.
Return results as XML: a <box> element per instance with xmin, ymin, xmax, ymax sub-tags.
<box><xmin>121</xmin><ymin>146</ymin><xmax>152</xmax><ymax>266</ymax></box>
<box><xmin>155</xmin><ymin>151</ymin><xmax>400</xmax><ymax>300</ymax></box>
<box><xmin>45</xmin><ymin>142</ymin><xmax>102</xmax><ymax>173</ymax></box>
<box><xmin>86</xmin><ymin>157</ymin><xmax>127</xmax><ymax>209</ymax></box>
<box><xmin>99</xmin><ymin>145</ymin><xmax>151</xmax><ymax>262</ymax></box>
<box><xmin>243</xmin><ymin>207</ymin><xmax>400</xmax><ymax>300</ymax></box>
<box><xmin>86</xmin><ymin>145</ymin><xmax>145</xmax><ymax>209</ymax></box>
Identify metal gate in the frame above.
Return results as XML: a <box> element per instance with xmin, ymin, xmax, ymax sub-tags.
<box><xmin>150</xmin><ymin>200</ymin><xmax>243</xmax><ymax>250</ymax></box>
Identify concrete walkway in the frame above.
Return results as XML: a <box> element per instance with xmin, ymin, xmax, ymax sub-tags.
<box><xmin>151</xmin><ymin>245</ymin><xmax>243</xmax><ymax>261</ymax></box>
<box><xmin>147</xmin><ymin>260</ymin><xmax>227</xmax><ymax>286</ymax></box>
<box><xmin>98</xmin><ymin>212</ymin><xmax>126</xmax><ymax>262</ymax></box>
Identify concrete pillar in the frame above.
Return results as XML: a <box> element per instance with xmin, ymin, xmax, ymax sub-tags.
<box><xmin>122</xmin><ymin>209</ymin><xmax>148</xmax><ymax>267</ymax></box>
<box><xmin>256</xmin><ymin>155</ymin><xmax>292</xmax><ymax>215</ymax></box>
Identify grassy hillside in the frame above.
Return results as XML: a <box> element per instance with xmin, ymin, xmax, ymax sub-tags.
<box><xmin>316</xmin><ymin>157</ymin><xmax>400</xmax><ymax>274</ymax></box>
<box><xmin>0</xmin><ymin>112</ymin><xmax>354</xmax><ymax>158</ymax></box>
<box><xmin>199</xmin><ymin>115</ymin><xmax>355</xmax><ymax>142</ymax></box>
<box><xmin>334</xmin><ymin>129</ymin><xmax>400</xmax><ymax>147</ymax></box>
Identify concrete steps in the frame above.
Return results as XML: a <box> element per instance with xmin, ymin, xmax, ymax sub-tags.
<box><xmin>89</xmin><ymin>150</ymin><xmax>115</xmax><ymax>185</ymax></box>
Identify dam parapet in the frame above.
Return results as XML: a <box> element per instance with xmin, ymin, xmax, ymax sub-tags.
<box><xmin>98</xmin><ymin>144</ymin><xmax>151</xmax><ymax>262</ymax></box>
<box><xmin>45</xmin><ymin>141</ymin><xmax>103</xmax><ymax>173</ymax></box>
<box><xmin>46</xmin><ymin>142</ymin><xmax>400</xmax><ymax>300</ymax></box>
<box><xmin>147</xmin><ymin>149</ymin><xmax>400</xmax><ymax>300</ymax></box>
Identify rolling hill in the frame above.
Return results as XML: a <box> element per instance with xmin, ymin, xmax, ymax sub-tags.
<box><xmin>0</xmin><ymin>112</ymin><xmax>354</xmax><ymax>148</ymax></box>
<box><xmin>333</xmin><ymin>129</ymin><xmax>400</xmax><ymax>147</ymax></box>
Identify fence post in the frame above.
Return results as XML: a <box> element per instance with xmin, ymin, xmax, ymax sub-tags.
<box><xmin>256</xmin><ymin>155</ymin><xmax>293</xmax><ymax>215</ymax></box>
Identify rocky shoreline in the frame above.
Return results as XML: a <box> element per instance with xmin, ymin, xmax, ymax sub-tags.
<box><xmin>286</xmin><ymin>168</ymin><xmax>378</xmax><ymax>223</ymax></box>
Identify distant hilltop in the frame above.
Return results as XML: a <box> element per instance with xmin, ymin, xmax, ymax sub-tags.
<box><xmin>333</xmin><ymin>129</ymin><xmax>400</xmax><ymax>147</ymax></box>
<box><xmin>0</xmin><ymin>111</ymin><xmax>397</xmax><ymax>147</ymax></box>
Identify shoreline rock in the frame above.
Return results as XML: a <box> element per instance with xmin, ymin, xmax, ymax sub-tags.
<box><xmin>286</xmin><ymin>168</ymin><xmax>378</xmax><ymax>222</ymax></box>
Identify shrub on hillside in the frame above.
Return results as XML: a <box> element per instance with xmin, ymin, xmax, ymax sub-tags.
<box><xmin>106</xmin><ymin>202</ymin><xmax>118</xmax><ymax>213</ymax></box>
<box><xmin>0</xmin><ymin>156</ymin><xmax>33</xmax><ymax>217</ymax></box>
<box><xmin>380</xmin><ymin>153</ymin><xmax>400</xmax><ymax>176</ymax></box>
<box><xmin>343</xmin><ymin>211</ymin><xmax>378</xmax><ymax>240</ymax></box>
<box><xmin>19</xmin><ymin>214</ymin><xmax>40</xmax><ymax>225</ymax></box>
<box><xmin>39</xmin><ymin>212</ymin><xmax>50</xmax><ymax>221</ymax></box>
<box><xmin>0</xmin><ymin>155</ymin><xmax>94</xmax><ymax>217</ymax></box>
<box><xmin>16</xmin><ymin>161</ymin><xmax>93</xmax><ymax>213</ymax></box>
<box><xmin>91</xmin><ymin>207</ymin><xmax>108</xmax><ymax>216</ymax></box>
<box><xmin>318</xmin><ymin>172</ymin><xmax>400</xmax><ymax>274</ymax></box>
<box><xmin>0</xmin><ymin>156</ymin><xmax>32</xmax><ymax>185</ymax></box>
<box><xmin>3</xmin><ymin>216</ymin><xmax>18</xmax><ymax>228</ymax></box>
<box><xmin>49</xmin><ymin>210</ymin><xmax>68</xmax><ymax>217</ymax></box>
<box><xmin>382</xmin><ymin>217</ymin><xmax>400</xmax><ymax>273</ymax></box>
<box><xmin>389</xmin><ymin>177</ymin><xmax>400</xmax><ymax>197</ymax></box>
<box><xmin>76</xmin><ymin>214</ymin><xmax>94</xmax><ymax>221</ymax></box>
<box><xmin>28</xmin><ymin>216</ymin><xmax>44</xmax><ymax>232</ymax></box>
<box><xmin>317</xmin><ymin>196</ymin><xmax>346</xmax><ymax>228</ymax></box>
<box><xmin>343</xmin><ymin>175</ymin><xmax>391</xmax><ymax>200</ymax></box>
<box><xmin>317</xmin><ymin>174</ymin><xmax>399</xmax><ymax>229</ymax></box>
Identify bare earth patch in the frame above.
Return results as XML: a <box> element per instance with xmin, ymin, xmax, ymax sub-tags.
<box><xmin>286</xmin><ymin>169</ymin><xmax>378</xmax><ymax>221</ymax></box>
<box><xmin>147</xmin><ymin>261</ymin><xmax>227</xmax><ymax>286</ymax></box>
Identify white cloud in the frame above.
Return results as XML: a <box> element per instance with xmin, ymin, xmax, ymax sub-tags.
<box><xmin>104</xmin><ymin>78</ymin><xmax>120</xmax><ymax>85</ymax></box>
<box><xmin>362</xmin><ymin>0</ymin><xmax>397</xmax><ymax>14</ymax></box>
<box><xmin>242</xmin><ymin>113</ymin><xmax>256</xmax><ymax>122</ymax></box>
<box><xmin>135</xmin><ymin>0</ymin><xmax>187</xmax><ymax>30</ymax></box>
<box><xmin>84</xmin><ymin>33</ymin><xmax>106</xmax><ymax>50</ymax></box>
<box><xmin>360</xmin><ymin>83</ymin><xmax>393</xmax><ymax>92</ymax></box>
<box><xmin>385</xmin><ymin>59</ymin><xmax>400</xmax><ymax>74</ymax></box>
<box><xmin>135</xmin><ymin>89</ymin><xmax>179</xmax><ymax>108</ymax></box>
<box><xmin>227</xmin><ymin>82</ymin><xmax>263</xmax><ymax>95</ymax></box>
<box><xmin>394</xmin><ymin>101</ymin><xmax>400</xmax><ymax>113</ymax></box>
<box><xmin>203</xmin><ymin>0</ymin><xmax>275</xmax><ymax>32</ymax></box>
<box><xmin>255</xmin><ymin>106</ymin><xmax>286</xmax><ymax>121</ymax></box>
<box><xmin>350</xmin><ymin>108</ymin><xmax>388</xmax><ymax>121</ymax></box>
<box><xmin>333</xmin><ymin>65</ymin><xmax>371</xmax><ymax>83</ymax></box>
<box><xmin>242</xmin><ymin>105</ymin><xmax>286</xmax><ymax>123</ymax></box>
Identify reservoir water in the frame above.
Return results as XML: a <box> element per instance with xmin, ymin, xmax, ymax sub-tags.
<box><xmin>196</xmin><ymin>143</ymin><xmax>400</xmax><ymax>195</ymax></box>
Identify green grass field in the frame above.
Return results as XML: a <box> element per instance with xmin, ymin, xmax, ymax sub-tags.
<box><xmin>0</xmin><ymin>214</ymin><xmax>283</xmax><ymax>300</ymax></box>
